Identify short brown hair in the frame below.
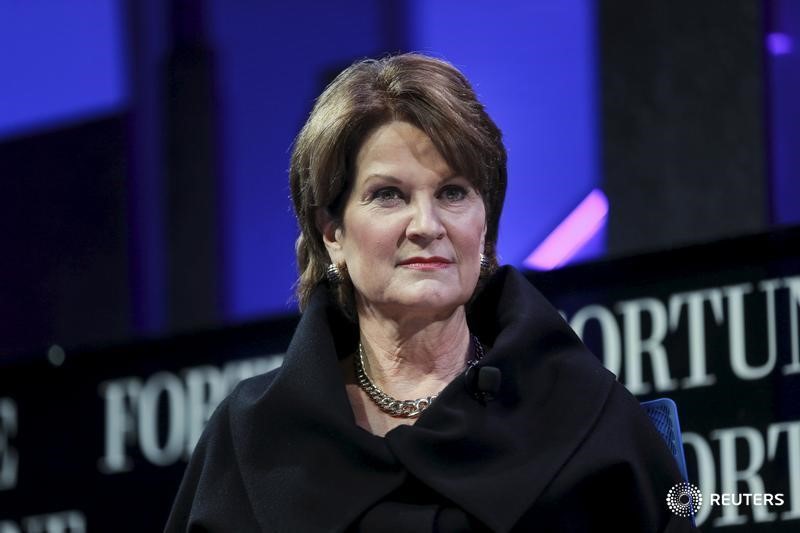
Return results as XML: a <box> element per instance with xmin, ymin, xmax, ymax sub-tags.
<box><xmin>289</xmin><ymin>53</ymin><xmax>507</xmax><ymax>316</ymax></box>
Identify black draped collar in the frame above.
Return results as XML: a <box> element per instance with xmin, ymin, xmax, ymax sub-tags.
<box><xmin>227</xmin><ymin>266</ymin><xmax>616</xmax><ymax>532</ymax></box>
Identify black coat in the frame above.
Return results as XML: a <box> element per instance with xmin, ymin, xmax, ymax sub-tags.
<box><xmin>165</xmin><ymin>267</ymin><xmax>695</xmax><ymax>532</ymax></box>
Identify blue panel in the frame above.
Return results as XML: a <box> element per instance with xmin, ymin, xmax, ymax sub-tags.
<box><xmin>126</xmin><ymin>0</ymin><xmax>169</xmax><ymax>335</ymax></box>
<box><xmin>767</xmin><ymin>0</ymin><xmax>800</xmax><ymax>225</ymax></box>
<box><xmin>0</xmin><ymin>1</ymin><xmax>128</xmax><ymax>140</ymax></box>
<box><xmin>409</xmin><ymin>0</ymin><xmax>600</xmax><ymax>266</ymax></box>
<box><xmin>208</xmin><ymin>1</ymin><xmax>383</xmax><ymax>320</ymax></box>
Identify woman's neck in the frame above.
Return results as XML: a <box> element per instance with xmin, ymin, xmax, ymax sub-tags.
<box><xmin>355</xmin><ymin>305</ymin><xmax>473</xmax><ymax>400</ymax></box>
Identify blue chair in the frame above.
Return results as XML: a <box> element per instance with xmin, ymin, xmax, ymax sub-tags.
<box><xmin>641</xmin><ymin>398</ymin><xmax>697</xmax><ymax>526</ymax></box>
<box><xmin>640</xmin><ymin>398</ymin><xmax>689</xmax><ymax>484</ymax></box>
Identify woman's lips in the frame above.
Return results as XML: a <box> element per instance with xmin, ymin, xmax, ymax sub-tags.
<box><xmin>398</xmin><ymin>257</ymin><xmax>453</xmax><ymax>270</ymax></box>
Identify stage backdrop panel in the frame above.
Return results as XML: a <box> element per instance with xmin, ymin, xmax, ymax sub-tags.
<box><xmin>1</xmin><ymin>227</ymin><xmax>798</xmax><ymax>532</ymax></box>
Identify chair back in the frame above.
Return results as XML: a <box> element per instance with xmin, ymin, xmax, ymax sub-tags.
<box><xmin>640</xmin><ymin>398</ymin><xmax>689</xmax><ymax>483</ymax></box>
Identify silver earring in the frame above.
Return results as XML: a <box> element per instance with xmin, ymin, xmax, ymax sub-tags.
<box><xmin>480</xmin><ymin>253</ymin><xmax>491</xmax><ymax>276</ymax></box>
<box><xmin>326</xmin><ymin>263</ymin><xmax>343</xmax><ymax>284</ymax></box>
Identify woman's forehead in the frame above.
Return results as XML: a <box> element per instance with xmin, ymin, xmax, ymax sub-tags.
<box><xmin>353</xmin><ymin>121</ymin><xmax>454</xmax><ymax>182</ymax></box>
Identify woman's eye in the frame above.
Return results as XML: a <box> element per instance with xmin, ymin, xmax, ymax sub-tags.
<box><xmin>371</xmin><ymin>187</ymin><xmax>403</xmax><ymax>203</ymax></box>
<box><xmin>440</xmin><ymin>185</ymin><xmax>468</xmax><ymax>202</ymax></box>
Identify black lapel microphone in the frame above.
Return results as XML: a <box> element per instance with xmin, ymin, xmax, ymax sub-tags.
<box><xmin>464</xmin><ymin>363</ymin><xmax>502</xmax><ymax>402</ymax></box>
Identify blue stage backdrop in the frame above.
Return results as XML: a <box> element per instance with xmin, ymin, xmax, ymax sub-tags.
<box><xmin>206</xmin><ymin>0</ymin><xmax>601</xmax><ymax>323</ymax></box>
<box><xmin>2</xmin><ymin>1</ymin><xmax>799</xmax><ymax>383</ymax></box>
<box><xmin>0</xmin><ymin>0</ymin><xmax>127</xmax><ymax>140</ymax></box>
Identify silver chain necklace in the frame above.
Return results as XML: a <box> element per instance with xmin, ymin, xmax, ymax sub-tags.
<box><xmin>354</xmin><ymin>334</ymin><xmax>486</xmax><ymax>418</ymax></box>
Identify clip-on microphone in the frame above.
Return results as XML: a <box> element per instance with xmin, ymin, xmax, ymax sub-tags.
<box><xmin>464</xmin><ymin>361</ymin><xmax>502</xmax><ymax>402</ymax></box>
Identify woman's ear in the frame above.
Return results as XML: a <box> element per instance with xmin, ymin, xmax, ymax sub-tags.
<box><xmin>316</xmin><ymin>208</ymin><xmax>344</xmax><ymax>263</ymax></box>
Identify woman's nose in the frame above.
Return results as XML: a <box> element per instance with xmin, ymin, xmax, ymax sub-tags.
<box><xmin>406</xmin><ymin>199</ymin><xmax>445</xmax><ymax>241</ymax></box>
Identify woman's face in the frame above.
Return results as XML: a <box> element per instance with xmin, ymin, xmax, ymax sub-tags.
<box><xmin>323</xmin><ymin>120</ymin><xmax>486</xmax><ymax>320</ymax></box>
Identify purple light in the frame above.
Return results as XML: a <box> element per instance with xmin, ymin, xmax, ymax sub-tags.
<box><xmin>767</xmin><ymin>33</ymin><xmax>793</xmax><ymax>55</ymax></box>
<box><xmin>524</xmin><ymin>188</ymin><xmax>609</xmax><ymax>271</ymax></box>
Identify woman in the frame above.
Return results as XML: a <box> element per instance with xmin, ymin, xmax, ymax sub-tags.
<box><xmin>166</xmin><ymin>54</ymin><xmax>692</xmax><ymax>532</ymax></box>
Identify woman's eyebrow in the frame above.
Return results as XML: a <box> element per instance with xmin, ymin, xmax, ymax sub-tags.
<box><xmin>362</xmin><ymin>173</ymin><xmax>464</xmax><ymax>187</ymax></box>
<box><xmin>363</xmin><ymin>173</ymin><xmax>402</xmax><ymax>186</ymax></box>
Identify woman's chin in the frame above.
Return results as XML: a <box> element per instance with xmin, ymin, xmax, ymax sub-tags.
<box><xmin>356</xmin><ymin>277</ymin><xmax>476</xmax><ymax>318</ymax></box>
<box><xmin>387</xmin><ymin>289</ymin><xmax>469</xmax><ymax>315</ymax></box>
